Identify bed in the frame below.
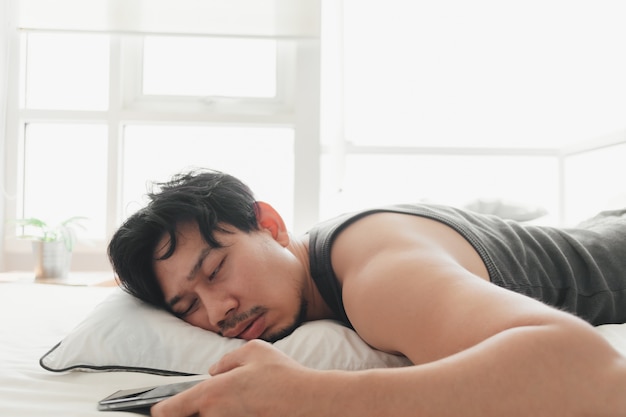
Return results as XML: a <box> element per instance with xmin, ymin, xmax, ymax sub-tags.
<box><xmin>0</xmin><ymin>281</ymin><xmax>409</xmax><ymax>416</ymax></box>
<box><xmin>2</xmin><ymin>280</ymin><xmax>626</xmax><ymax>416</ymax></box>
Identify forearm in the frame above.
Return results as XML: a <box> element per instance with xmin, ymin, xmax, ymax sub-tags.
<box><xmin>307</xmin><ymin>321</ymin><xmax>626</xmax><ymax>417</ymax></box>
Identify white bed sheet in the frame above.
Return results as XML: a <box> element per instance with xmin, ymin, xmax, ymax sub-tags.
<box><xmin>0</xmin><ymin>283</ymin><xmax>205</xmax><ymax>417</ymax></box>
<box><xmin>2</xmin><ymin>282</ymin><xmax>626</xmax><ymax>416</ymax></box>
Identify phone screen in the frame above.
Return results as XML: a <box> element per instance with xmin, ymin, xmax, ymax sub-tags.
<box><xmin>98</xmin><ymin>379</ymin><xmax>205</xmax><ymax>412</ymax></box>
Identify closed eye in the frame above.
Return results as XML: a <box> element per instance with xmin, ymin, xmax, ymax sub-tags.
<box><xmin>208</xmin><ymin>259</ymin><xmax>224</xmax><ymax>281</ymax></box>
<box><xmin>177</xmin><ymin>299</ymin><xmax>198</xmax><ymax>318</ymax></box>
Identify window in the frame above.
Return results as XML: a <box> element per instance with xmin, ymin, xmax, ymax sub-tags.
<box><xmin>22</xmin><ymin>123</ymin><xmax>108</xmax><ymax>239</ymax></box>
<box><xmin>121</xmin><ymin>125</ymin><xmax>295</xmax><ymax>228</ymax></box>
<box><xmin>4</xmin><ymin>27</ymin><xmax>319</xmax><ymax>271</ymax></box>
<box><xmin>23</xmin><ymin>33</ymin><xmax>109</xmax><ymax>110</ymax></box>
<box><xmin>5</xmin><ymin>0</ymin><xmax>625</xmax><ymax>273</ymax></box>
<box><xmin>320</xmin><ymin>153</ymin><xmax>560</xmax><ymax>224</ymax></box>
<box><xmin>340</xmin><ymin>1</ymin><xmax>626</xmax><ymax>149</ymax></box>
<box><xmin>319</xmin><ymin>0</ymin><xmax>626</xmax><ymax>226</ymax></box>
<box><xmin>563</xmin><ymin>144</ymin><xmax>626</xmax><ymax>226</ymax></box>
<box><xmin>142</xmin><ymin>36</ymin><xmax>277</xmax><ymax>98</ymax></box>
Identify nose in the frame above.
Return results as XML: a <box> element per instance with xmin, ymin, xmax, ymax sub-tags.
<box><xmin>196</xmin><ymin>285</ymin><xmax>238</xmax><ymax>332</ymax></box>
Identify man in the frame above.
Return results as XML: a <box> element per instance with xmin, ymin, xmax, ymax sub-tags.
<box><xmin>108</xmin><ymin>168</ymin><xmax>626</xmax><ymax>416</ymax></box>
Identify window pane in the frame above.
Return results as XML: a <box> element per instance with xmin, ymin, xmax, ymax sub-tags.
<box><xmin>564</xmin><ymin>144</ymin><xmax>626</xmax><ymax>226</ymax></box>
<box><xmin>320</xmin><ymin>154</ymin><xmax>559</xmax><ymax>225</ymax></box>
<box><xmin>143</xmin><ymin>36</ymin><xmax>276</xmax><ymax>97</ymax></box>
<box><xmin>343</xmin><ymin>1</ymin><xmax>626</xmax><ymax>148</ymax></box>
<box><xmin>122</xmin><ymin>125</ymin><xmax>294</xmax><ymax>227</ymax></box>
<box><xmin>23</xmin><ymin>123</ymin><xmax>108</xmax><ymax>239</ymax></box>
<box><xmin>24</xmin><ymin>33</ymin><xmax>109</xmax><ymax>110</ymax></box>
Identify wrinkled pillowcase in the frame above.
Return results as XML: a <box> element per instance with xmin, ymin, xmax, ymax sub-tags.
<box><xmin>40</xmin><ymin>289</ymin><xmax>412</xmax><ymax>375</ymax></box>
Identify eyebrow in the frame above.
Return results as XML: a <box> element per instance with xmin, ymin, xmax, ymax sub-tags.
<box><xmin>166</xmin><ymin>246</ymin><xmax>212</xmax><ymax>310</ymax></box>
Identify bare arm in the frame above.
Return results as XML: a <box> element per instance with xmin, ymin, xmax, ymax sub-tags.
<box><xmin>152</xmin><ymin>325</ymin><xmax>625</xmax><ymax>417</ymax></box>
<box><xmin>331</xmin><ymin>213</ymin><xmax>626</xmax><ymax>415</ymax></box>
<box><xmin>317</xmin><ymin>317</ymin><xmax>626</xmax><ymax>417</ymax></box>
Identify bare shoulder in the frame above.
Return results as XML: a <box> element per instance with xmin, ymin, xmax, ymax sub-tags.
<box><xmin>330</xmin><ymin>211</ymin><xmax>489</xmax><ymax>289</ymax></box>
<box><xmin>329</xmin><ymin>211</ymin><xmax>574</xmax><ymax>364</ymax></box>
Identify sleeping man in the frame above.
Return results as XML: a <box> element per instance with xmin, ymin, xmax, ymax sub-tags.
<box><xmin>108</xmin><ymin>168</ymin><xmax>626</xmax><ymax>416</ymax></box>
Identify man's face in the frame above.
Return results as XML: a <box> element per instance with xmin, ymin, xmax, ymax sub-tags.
<box><xmin>153</xmin><ymin>221</ymin><xmax>307</xmax><ymax>342</ymax></box>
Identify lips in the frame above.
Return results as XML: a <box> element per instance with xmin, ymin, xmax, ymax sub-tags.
<box><xmin>232</xmin><ymin>314</ymin><xmax>266</xmax><ymax>341</ymax></box>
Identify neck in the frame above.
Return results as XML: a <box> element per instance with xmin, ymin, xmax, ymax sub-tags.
<box><xmin>287</xmin><ymin>233</ymin><xmax>336</xmax><ymax>322</ymax></box>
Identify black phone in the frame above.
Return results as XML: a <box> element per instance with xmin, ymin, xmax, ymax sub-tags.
<box><xmin>97</xmin><ymin>379</ymin><xmax>205</xmax><ymax>413</ymax></box>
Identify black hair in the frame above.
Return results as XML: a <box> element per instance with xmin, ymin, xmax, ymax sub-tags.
<box><xmin>107</xmin><ymin>169</ymin><xmax>260</xmax><ymax>308</ymax></box>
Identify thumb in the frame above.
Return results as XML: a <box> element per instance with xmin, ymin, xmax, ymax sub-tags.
<box><xmin>208</xmin><ymin>345</ymin><xmax>246</xmax><ymax>376</ymax></box>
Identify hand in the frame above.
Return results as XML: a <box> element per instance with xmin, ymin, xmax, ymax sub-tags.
<box><xmin>151</xmin><ymin>340</ymin><xmax>314</xmax><ymax>417</ymax></box>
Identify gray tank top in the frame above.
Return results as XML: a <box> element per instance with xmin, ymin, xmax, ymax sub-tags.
<box><xmin>307</xmin><ymin>204</ymin><xmax>626</xmax><ymax>326</ymax></box>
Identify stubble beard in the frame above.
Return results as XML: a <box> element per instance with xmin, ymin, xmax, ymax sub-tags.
<box><xmin>263</xmin><ymin>297</ymin><xmax>308</xmax><ymax>343</ymax></box>
<box><xmin>218</xmin><ymin>296</ymin><xmax>309</xmax><ymax>343</ymax></box>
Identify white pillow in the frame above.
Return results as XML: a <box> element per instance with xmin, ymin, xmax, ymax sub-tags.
<box><xmin>40</xmin><ymin>289</ymin><xmax>411</xmax><ymax>375</ymax></box>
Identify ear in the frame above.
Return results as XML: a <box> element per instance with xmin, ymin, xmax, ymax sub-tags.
<box><xmin>254</xmin><ymin>201</ymin><xmax>290</xmax><ymax>246</ymax></box>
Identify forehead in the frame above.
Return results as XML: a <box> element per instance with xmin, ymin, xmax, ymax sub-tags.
<box><xmin>152</xmin><ymin>221</ymin><xmax>241</xmax><ymax>283</ymax></box>
<box><xmin>153</xmin><ymin>222</ymin><xmax>204</xmax><ymax>276</ymax></box>
<box><xmin>152</xmin><ymin>222</ymin><xmax>207</xmax><ymax>300</ymax></box>
<box><xmin>154</xmin><ymin>221</ymin><xmax>202</xmax><ymax>259</ymax></box>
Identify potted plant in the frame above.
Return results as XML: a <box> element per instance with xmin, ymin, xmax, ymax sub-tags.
<box><xmin>13</xmin><ymin>216</ymin><xmax>88</xmax><ymax>279</ymax></box>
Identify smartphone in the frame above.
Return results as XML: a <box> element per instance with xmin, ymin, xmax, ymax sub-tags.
<box><xmin>98</xmin><ymin>379</ymin><xmax>205</xmax><ymax>412</ymax></box>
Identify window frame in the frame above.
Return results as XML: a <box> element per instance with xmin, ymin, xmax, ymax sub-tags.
<box><xmin>3</xmin><ymin>31</ymin><xmax>321</xmax><ymax>272</ymax></box>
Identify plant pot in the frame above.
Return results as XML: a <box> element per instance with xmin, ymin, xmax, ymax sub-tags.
<box><xmin>32</xmin><ymin>241</ymin><xmax>72</xmax><ymax>279</ymax></box>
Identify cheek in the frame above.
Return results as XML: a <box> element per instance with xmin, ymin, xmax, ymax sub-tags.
<box><xmin>235</xmin><ymin>241</ymin><xmax>279</xmax><ymax>280</ymax></box>
<box><xmin>234</xmin><ymin>238</ymin><xmax>302</xmax><ymax>299</ymax></box>
<box><xmin>185</xmin><ymin>308</ymin><xmax>214</xmax><ymax>331</ymax></box>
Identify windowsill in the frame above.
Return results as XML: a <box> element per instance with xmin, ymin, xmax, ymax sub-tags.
<box><xmin>0</xmin><ymin>270</ymin><xmax>117</xmax><ymax>287</ymax></box>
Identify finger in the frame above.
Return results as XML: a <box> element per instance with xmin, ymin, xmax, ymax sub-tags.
<box><xmin>209</xmin><ymin>339</ymin><xmax>272</xmax><ymax>376</ymax></box>
<box><xmin>151</xmin><ymin>380</ymin><xmax>208</xmax><ymax>417</ymax></box>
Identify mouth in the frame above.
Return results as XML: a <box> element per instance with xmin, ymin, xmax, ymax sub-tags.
<box><xmin>231</xmin><ymin>314</ymin><xmax>266</xmax><ymax>341</ymax></box>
